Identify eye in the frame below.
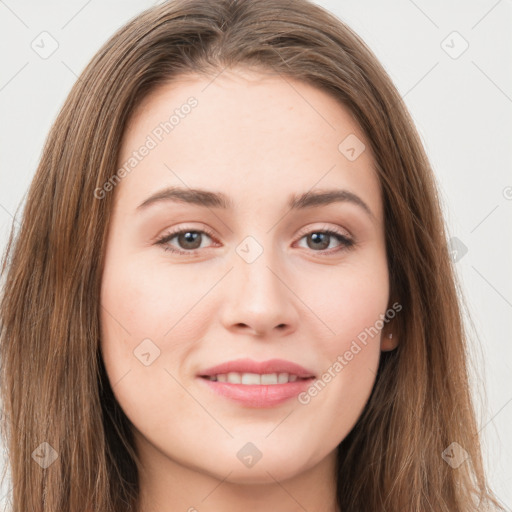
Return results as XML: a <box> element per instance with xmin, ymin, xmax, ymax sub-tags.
<box><xmin>294</xmin><ymin>225</ymin><xmax>355</xmax><ymax>255</ymax></box>
<box><xmin>155</xmin><ymin>225</ymin><xmax>217</xmax><ymax>255</ymax></box>
<box><xmin>155</xmin><ymin>224</ymin><xmax>355</xmax><ymax>256</ymax></box>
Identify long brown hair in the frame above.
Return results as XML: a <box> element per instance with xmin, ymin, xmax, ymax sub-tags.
<box><xmin>0</xmin><ymin>0</ymin><xmax>506</xmax><ymax>510</ymax></box>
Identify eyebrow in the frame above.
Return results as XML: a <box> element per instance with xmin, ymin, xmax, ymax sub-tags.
<box><xmin>136</xmin><ymin>186</ymin><xmax>375</xmax><ymax>221</ymax></box>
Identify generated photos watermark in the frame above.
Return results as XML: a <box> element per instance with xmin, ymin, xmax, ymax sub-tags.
<box><xmin>298</xmin><ymin>301</ymin><xmax>402</xmax><ymax>405</ymax></box>
<box><xmin>94</xmin><ymin>96</ymin><xmax>198</xmax><ymax>200</ymax></box>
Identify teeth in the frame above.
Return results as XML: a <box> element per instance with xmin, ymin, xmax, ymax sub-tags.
<box><xmin>278</xmin><ymin>372</ymin><xmax>289</xmax><ymax>383</ymax></box>
<box><xmin>241</xmin><ymin>372</ymin><xmax>260</xmax><ymax>385</ymax></box>
<box><xmin>261</xmin><ymin>373</ymin><xmax>278</xmax><ymax>384</ymax></box>
<box><xmin>206</xmin><ymin>372</ymin><xmax>305</xmax><ymax>384</ymax></box>
<box><xmin>227</xmin><ymin>372</ymin><xmax>241</xmax><ymax>384</ymax></box>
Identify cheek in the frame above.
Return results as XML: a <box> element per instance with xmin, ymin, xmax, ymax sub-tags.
<box><xmin>294</xmin><ymin>295</ymin><xmax>384</xmax><ymax>449</ymax></box>
<box><xmin>300</xmin><ymin>253</ymin><xmax>389</xmax><ymax>354</ymax></box>
<box><xmin>99</xmin><ymin>244</ymin><xmax>215</xmax><ymax>399</ymax></box>
<box><xmin>98</xmin><ymin>251</ymin><xmax>200</xmax><ymax>433</ymax></box>
<box><xmin>292</xmin><ymin>254</ymin><xmax>388</xmax><ymax>429</ymax></box>
<box><xmin>100</xmin><ymin>246</ymin><xmax>206</xmax><ymax>340</ymax></box>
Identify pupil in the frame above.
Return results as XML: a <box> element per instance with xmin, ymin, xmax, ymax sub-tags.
<box><xmin>180</xmin><ymin>231</ymin><xmax>201</xmax><ymax>249</ymax></box>
<box><xmin>309</xmin><ymin>232</ymin><xmax>329</xmax><ymax>250</ymax></box>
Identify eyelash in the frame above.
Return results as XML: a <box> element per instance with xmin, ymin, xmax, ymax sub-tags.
<box><xmin>154</xmin><ymin>224</ymin><xmax>355</xmax><ymax>257</ymax></box>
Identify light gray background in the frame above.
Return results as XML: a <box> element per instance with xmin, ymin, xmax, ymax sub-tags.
<box><xmin>0</xmin><ymin>0</ymin><xmax>511</xmax><ymax>509</ymax></box>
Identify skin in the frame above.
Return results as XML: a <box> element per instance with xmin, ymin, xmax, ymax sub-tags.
<box><xmin>99</xmin><ymin>66</ymin><xmax>398</xmax><ymax>512</ymax></box>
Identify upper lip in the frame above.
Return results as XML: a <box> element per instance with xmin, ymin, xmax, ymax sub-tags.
<box><xmin>198</xmin><ymin>358</ymin><xmax>316</xmax><ymax>378</ymax></box>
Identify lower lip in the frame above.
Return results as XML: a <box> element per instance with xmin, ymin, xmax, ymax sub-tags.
<box><xmin>198</xmin><ymin>377</ymin><xmax>315</xmax><ymax>407</ymax></box>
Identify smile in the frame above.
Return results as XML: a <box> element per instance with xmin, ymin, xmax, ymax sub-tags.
<box><xmin>202</xmin><ymin>372</ymin><xmax>309</xmax><ymax>385</ymax></box>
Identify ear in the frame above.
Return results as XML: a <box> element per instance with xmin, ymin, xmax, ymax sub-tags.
<box><xmin>381</xmin><ymin>324</ymin><xmax>399</xmax><ymax>351</ymax></box>
<box><xmin>381</xmin><ymin>293</ymin><xmax>401</xmax><ymax>351</ymax></box>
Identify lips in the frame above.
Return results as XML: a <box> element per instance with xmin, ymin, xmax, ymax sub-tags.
<box><xmin>196</xmin><ymin>358</ymin><xmax>316</xmax><ymax>407</ymax></box>
<box><xmin>198</xmin><ymin>358</ymin><xmax>316</xmax><ymax>379</ymax></box>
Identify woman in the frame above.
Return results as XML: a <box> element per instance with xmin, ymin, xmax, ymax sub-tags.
<box><xmin>0</xmin><ymin>0</ymin><xmax>505</xmax><ymax>510</ymax></box>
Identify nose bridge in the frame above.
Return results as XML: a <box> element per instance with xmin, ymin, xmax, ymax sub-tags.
<box><xmin>220</xmin><ymin>230</ymin><xmax>298</xmax><ymax>335</ymax></box>
<box><xmin>234</xmin><ymin>231</ymin><xmax>284</xmax><ymax>303</ymax></box>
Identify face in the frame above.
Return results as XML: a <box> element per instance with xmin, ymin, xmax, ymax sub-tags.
<box><xmin>99</xmin><ymin>67</ymin><xmax>396</xmax><ymax>487</ymax></box>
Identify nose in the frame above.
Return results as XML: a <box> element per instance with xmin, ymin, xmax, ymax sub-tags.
<box><xmin>220</xmin><ymin>247</ymin><xmax>299</xmax><ymax>338</ymax></box>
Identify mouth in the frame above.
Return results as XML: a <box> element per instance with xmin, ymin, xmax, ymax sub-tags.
<box><xmin>196</xmin><ymin>358</ymin><xmax>316</xmax><ymax>408</ymax></box>
<box><xmin>199</xmin><ymin>372</ymin><xmax>312</xmax><ymax>385</ymax></box>
<box><xmin>197</xmin><ymin>357</ymin><xmax>316</xmax><ymax>380</ymax></box>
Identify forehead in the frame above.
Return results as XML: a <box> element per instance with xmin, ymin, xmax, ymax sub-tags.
<box><xmin>114</xmin><ymin>68</ymin><xmax>381</xmax><ymax>220</ymax></box>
